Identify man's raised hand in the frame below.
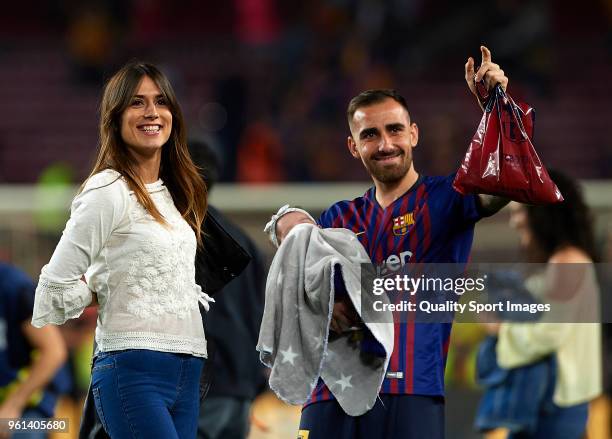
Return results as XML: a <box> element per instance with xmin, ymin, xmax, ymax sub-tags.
<box><xmin>465</xmin><ymin>45</ymin><xmax>509</xmax><ymax>107</ymax></box>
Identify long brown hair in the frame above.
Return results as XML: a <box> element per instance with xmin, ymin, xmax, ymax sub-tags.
<box><xmin>85</xmin><ymin>61</ymin><xmax>207</xmax><ymax>245</ymax></box>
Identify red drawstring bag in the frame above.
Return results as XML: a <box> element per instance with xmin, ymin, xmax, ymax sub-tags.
<box><xmin>453</xmin><ymin>84</ymin><xmax>563</xmax><ymax>204</ymax></box>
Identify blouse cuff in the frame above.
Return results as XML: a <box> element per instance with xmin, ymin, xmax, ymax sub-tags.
<box><xmin>31</xmin><ymin>276</ymin><xmax>92</xmax><ymax>327</ymax></box>
<box><xmin>195</xmin><ymin>283</ymin><xmax>215</xmax><ymax>312</ymax></box>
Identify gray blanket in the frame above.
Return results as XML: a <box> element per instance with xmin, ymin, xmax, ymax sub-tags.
<box><xmin>257</xmin><ymin>224</ymin><xmax>394</xmax><ymax>416</ymax></box>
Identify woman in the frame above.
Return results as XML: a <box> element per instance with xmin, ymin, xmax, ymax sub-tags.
<box><xmin>476</xmin><ymin>170</ymin><xmax>602</xmax><ymax>438</ymax></box>
<box><xmin>31</xmin><ymin>61</ymin><xmax>211</xmax><ymax>438</ymax></box>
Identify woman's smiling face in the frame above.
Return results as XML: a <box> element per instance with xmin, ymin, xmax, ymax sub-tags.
<box><xmin>120</xmin><ymin>75</ymin><xmax>172</xmax><ymax>156</ymax></box>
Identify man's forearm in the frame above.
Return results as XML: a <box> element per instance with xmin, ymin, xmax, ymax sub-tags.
<box><xmin>477</xmin><ymin>194</ymin><xmax>510</xmax><ymax>216</ymax></box>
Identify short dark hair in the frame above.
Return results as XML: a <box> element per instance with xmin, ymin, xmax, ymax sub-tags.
<box><xmin>526</xmin><ymin>169</ymin><xmax>597</xmax><ymax>261</ymax></box>
<box><xmin>346</xmin><ymin>89</ymin><xmax>410</xmax><ymax>126</ymax></box>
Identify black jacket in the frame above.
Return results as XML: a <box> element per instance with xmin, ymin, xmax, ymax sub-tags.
<box><xmin>78</xmin><ymin>208</ymin><xmax>252</xmax><ymax>439</ymax></box>
<box><xmin>201</xmin><ymin>206</ymin><xmax>266</xmax><ymax>401</ymax></box>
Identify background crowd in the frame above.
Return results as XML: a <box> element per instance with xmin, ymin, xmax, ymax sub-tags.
<box><xmin>0</xmin><ymin>0</ymin><xmax>610</xmax><ymax>184</ymax></box>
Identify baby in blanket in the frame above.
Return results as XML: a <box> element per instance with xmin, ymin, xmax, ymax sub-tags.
<box><xmin>264</xmin><ymin>205</ymin><xmax>385</xmax><ymax>362</ymax></box>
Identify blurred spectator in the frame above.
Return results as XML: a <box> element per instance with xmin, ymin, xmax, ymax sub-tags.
<box><xmin>475</xmin><ymin>170</ymin><xmax>602</xmax><ymax>439</ymax></box>
<box><xmin>216</xmin><ymin>75</ymin><xmax>248</xmax><ymax>182</ymax></box>
<box><xmin>0</xmin><ymin>262</ymin><xmax>70</xmax><ymax>438</ymax></box>
<box><xmin>66</xmin><ymin>5</ymin><xmax>116</xmax><ymax>84</ymax></box>
<box><xmin>0</xmin><ymin>1</ymin><xmax>610</xmax><ymax>182</ymax></box>
<box><xmin>236</xmin><ymin>122</ymin><xmax>285</xmax><ymax>182</ymax></box>
<box><xmin>596</xmin><ymin>223</ymin><xmax>612</xmax><ymax>439</ymax></box>
<box><xmin>189</xmin><ymin>139</ymin><xmax>267</xmax><ymax>439</ymax></box>
<box><xmin>234</xmin><ymin>0</ymin><xmax>281</xmax><ymax>45</ymax></box>
<box><xmin>33</xmin><ymin>163</ymin><xmax>74</xmax><ymax>234</ymax></box>
<box><xmin>128</xmin><ymin>0</ymin><xmax>165</xmax><ymax>47</ymax></box>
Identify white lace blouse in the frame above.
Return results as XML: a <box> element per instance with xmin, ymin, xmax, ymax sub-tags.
<box><xmin>31</xmin><ymin>169</ymin><xmax>210</xmax><ymax>358</ymax></box>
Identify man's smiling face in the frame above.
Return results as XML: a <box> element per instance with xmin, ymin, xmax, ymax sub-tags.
<box><xmin>347</xmin><ymin>97</ymin><xmax>419</xmax><ymax>185</ymax></box>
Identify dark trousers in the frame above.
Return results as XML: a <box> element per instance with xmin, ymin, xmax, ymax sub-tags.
<box><xmin>198</xmin><ymin>396</ymin><xmax>251</xmax><ymax>439</ymax></box>
<box><xmin>299</xmin><ymin>394</ymin><xmax>445</xmax><ymax>439</ymax></box>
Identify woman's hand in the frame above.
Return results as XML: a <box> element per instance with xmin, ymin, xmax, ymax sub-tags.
<box><xmin>81</xmin><ymin>275</ymin><xmax>98</xmax><ymax>307</ymax></box>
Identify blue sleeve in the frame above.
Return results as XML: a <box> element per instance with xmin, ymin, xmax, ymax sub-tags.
<box><xmin>11</xmin><ymin>268</ymin><xmax>36</xmax><ymax>323</ymax></box>
<box><xmin>1</xmin><ymin>265</ymin><xmax>36</xmax><ymax>369</ymax></box>
<box><xmin>443</xmin><ymin>174</ymin><xmax>485</xmax><ymax>224</ymax></box>
<box><xmin>317</xmin><ymin>204</ymin><xmax>340</xmax><ymax>228</ymax></box>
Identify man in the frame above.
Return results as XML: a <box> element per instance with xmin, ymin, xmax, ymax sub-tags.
<box><xmin>0</xmin><ymin>262</ymin><xmax>69</xmax><ymax>439</ymax></box>
<box><xmin>189</xmin><ymin>139</ymin><xmax>267</xmax><ymax>439</ymax></box>
<box><xmin>297</xmin><ymin>46</ymin><xmax>510</xmax><ymax>438</ymax></box>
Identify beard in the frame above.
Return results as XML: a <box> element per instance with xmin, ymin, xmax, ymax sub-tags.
<box><xmin>364</xmin><ymin>151</ymin><xmax>412</xmax><ymax>184</ymax></box>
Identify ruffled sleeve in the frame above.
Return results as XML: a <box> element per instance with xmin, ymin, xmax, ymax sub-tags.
<box><xmin>32</xmin><ymin>170</ymin><xmax>129</xmax><ymax>327</ymax></box>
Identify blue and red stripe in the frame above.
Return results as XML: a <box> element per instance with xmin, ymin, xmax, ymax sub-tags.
<box><xmin>306</xmin><ymin>174</ymin><xmax>481</xmax><ymax>408</ymax></box>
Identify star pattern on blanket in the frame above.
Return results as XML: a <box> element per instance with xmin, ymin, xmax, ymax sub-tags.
<box><xmin>260</xmin><ymin>226</ymin><xmax>394</xmax><ymax>416</ymax></box>
<box><xmin>335</xmin><ymin>373</ymin><xmax>353</xmax><ymax>392</ymax></box>
<box><xmin>280</xmin><ymin>345</ymin><xmax>299</xmax><ymax>365</ymax></box>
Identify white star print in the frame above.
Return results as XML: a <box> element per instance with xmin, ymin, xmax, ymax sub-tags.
<box><xmin>335</xmin><ymin>373</ymin><xmax>353</xmax><ymax>392</ymax></box>
<box><xmin>313</xmin><ymin>333</ymin><xmax>323</xmax><ymax>350</ymax></box>
<box><xmin>280</xmin><ymin>345</ymin><xmax>299</xmax><ymax>365</ymax></box>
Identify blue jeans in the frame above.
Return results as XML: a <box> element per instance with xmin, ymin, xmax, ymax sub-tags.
<box><xmin>92</xmin><ymin>349</ymin><xmax>204</xmax><ymax>439</ymax></box>
<box><xmin>507</xmin><ymin>401</ymin><xmax>588</xmax><ymax>439</ymax></box>
<box><xmin>475</xmin><ymin>336</ymin><xmax>555</xmax><ymax>434</ymax></box>
<box><xmin>475</xmin><ymin>337</ymin><xmax>588</xmax><ymax>438</ymax></box>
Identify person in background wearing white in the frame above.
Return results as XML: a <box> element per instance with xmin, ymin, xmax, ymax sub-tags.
<box><xmin>480</xmin><ymin>170</ymin><xmax>602</xmax><ymax>439</ymax></box>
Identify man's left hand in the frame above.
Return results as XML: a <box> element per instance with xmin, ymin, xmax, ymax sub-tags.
<box><xmin>330</xmin><ymin>296</ymin><xmax>359</xmax><ymax>334</ymax></box>
<box><xmin>465</xmin><ymin>45</ymin><xmax>509</xmax><ymax>100</ymax></box>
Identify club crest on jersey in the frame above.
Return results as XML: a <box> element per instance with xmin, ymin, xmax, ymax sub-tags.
<box><xmin>392</xmin><ymin>212</ymin><xmax>414</xmax><ymax>236</ymax></box>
